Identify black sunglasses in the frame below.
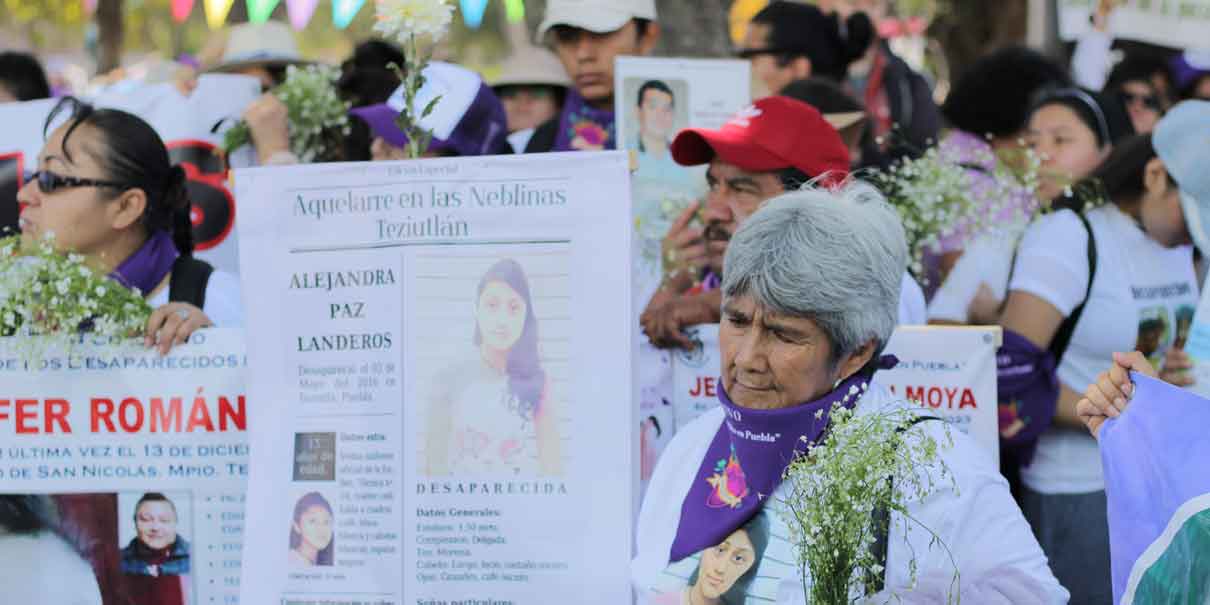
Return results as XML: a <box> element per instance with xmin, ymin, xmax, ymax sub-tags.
<box><xmin>28</xmin><ymin>170</ymin><xmax>132</xmax><ymax>194</ymax></box>
<box><xmin>1119</xmin><ymin>91</ymin><xmax>1161</xmax><ymax>111</ymax></box>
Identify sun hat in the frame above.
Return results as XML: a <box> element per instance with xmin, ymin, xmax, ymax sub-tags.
<box><xmin>489</xmin><ymin>47</ymin><xmax>571</xmax><ymax>90</ymax></box>
<box><xmin>209</xmin><ymin>22</ymin><xmax>309</xmax><ymax>73</ymax></box>
<box><xmin>537</xmin><ymin>0</ymin><xmax>658</xmax><ymax>39</ymax></box>
<box><xmin>1153</xmin><ymin>100</ymin><xmax>1210</xmax><ymax>253</ymax></box>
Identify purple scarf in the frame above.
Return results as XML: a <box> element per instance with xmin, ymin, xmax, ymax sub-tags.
<box><xmin>553</xmin><ymin>89</ymin><xmax>615</xmax><ymax>152</ymax></box>
<box><xmin>109</xmin><ymin>231</ymin><xmax>179</xmax><ymax>297</ymax></box>
<box><xmin>669</xmin><ymin>355</ymin><xmax>899</xmax><ymax>562</ymax></box>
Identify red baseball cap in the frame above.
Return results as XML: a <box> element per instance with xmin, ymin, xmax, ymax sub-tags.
<box><xmin>670</xmin><ymin>96</ymin><xmax>851</xmax><ymax>186</ymax></box>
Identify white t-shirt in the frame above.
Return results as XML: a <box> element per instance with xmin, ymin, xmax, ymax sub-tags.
<box><xmin>927</xmin><ymin>234</ymin><xmax>1018</xmax><ymax>323</ymax></box>
<box><xmin>147</xmin><ymin>269</ymin><xmax>244</xmax><ymax>327</ymax></box>
<box><xmin>632</xmin><ymin>385</ymin><xmax>1068</xmax><ymax>604</ymax></box>
<box><xmin>898</xmin><ymin>272</ymin><xmax>927</xmax><ymax>325</ymax></box>
<box><xmin>1010</xmin><ymin>206</ymin><xmax>1198</xmax><ymax>494</ymax></box>
<box><xmin>0</xmin><ymin>530</ymin><xmax>103</xmax><ymax>605</ymax></box>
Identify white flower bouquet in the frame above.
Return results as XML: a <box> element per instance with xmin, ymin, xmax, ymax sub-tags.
<box><xmin>0</xmin><ymin>235</ymin><xmax>151</xmax><ymax>355</ymax></box>
<box><xmin>780</xmin><ymin>400</ymin><xmax>958</xmax><ymax>604</ymax></box>
<box><xmin>372</xmin><ymin>0</ymin><xmax>455</xmax><ymax>158</ymax></box>
<box><xmin>223</xmin><ymin>64</ymin><xmax>352</xmax><ymax>163</ymax></box>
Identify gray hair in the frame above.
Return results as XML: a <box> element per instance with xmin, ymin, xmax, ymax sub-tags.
<box><xmin>721</xmin><ymin>180</ymin><xmax>908</xmax><ymax>363</ymax></box>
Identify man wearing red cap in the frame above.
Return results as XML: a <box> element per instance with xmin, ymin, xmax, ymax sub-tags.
<box><xmin>641</xmin><ymin>96</ymin><xmax>925</xmax><ymax>349</ymax></box>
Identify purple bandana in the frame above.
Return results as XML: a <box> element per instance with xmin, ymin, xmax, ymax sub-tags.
<box><xmin>553</xmin><ymin>89</ymin><xmax>615</xmax><ymax>152</ymax></box>
<box><xmin>669</xmin><ymin>355</ymin><xmax>899</xmax><ymax>562</ymax></box>
<box><xmin>109</xmin><ymin>231</ymin><xmax>179</xmax><ymax>297</ymax></box>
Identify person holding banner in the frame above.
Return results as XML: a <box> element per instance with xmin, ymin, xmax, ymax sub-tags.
<box><xmin>640</xmin><ymin>96</ymin><xmax>926</xmax><ymax>350</ymax></box>
<box><xmin>16</xmin><ymin>98</ymin><xmax>242</xmax><ymax>353</ymax></box>
<box><xmin>995</xmin><ymin>100</ymin><xmax>1210</xmax><ymax>603</ymax></box>
<box><xmin>633</xmin><ymin>182</ymin><xmax>1065</xmax><ymax>603</ymax></box>
<box><xmin>524</xmin><ymin>0</ymin><xmax>660</xmax><ymax>153</ymax></box>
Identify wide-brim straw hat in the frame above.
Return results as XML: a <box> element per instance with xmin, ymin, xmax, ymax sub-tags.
<box><xmin>489</xmin><ymin>47</ymin><xmax>571</xmax><ymax>90</ymax></box>
<box><xmin>209</xmin><ymin>21</ymin><xmax>311</xmax><ymax>73</ymax></box>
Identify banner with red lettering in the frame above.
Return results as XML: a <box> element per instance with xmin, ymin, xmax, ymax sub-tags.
<box><xmin>0</xmin><ymin>75</ymin><xmax>260</xmax><ymax>275</ymax></box>
<box><xmin>0</xmin><ymin>329</ymin><xmax>248</xmax><ymax>605</ymax></box>
<box><xmin>668</xmin><ymin>324</ymin><xmax>1001</xmax><ymax>464</ymax></box>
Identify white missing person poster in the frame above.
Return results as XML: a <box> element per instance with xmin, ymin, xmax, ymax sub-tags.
<box><xmin>234</xmin><ymin>153</ymin><xmax>635</xmax><ymax>604</ymax></box>
<box><xmin>1058</xmin><ymin>0</ymin><xmax>1210</xmax><ymax>49</ymax></box>
<box><xmin>0</xmin><ymin>330</ymin><xmax>248</xmax><ymax>605</ymax></box>
<box><xmin>669</xmin><ymin>325</ymin><xmax>1001</xmax><ymax>463</ymax></box>
<box><xmin>614</xmin><ymin>57</ymin><xmax>750</xmax><ymax>312</ymax></box>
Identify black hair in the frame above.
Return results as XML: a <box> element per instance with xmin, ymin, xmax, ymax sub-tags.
<box><xmin>344</xmin><ymin>39</ymin><xmax>405</xmax><ymax>73</ymax></box>
<box><xmin>1030</xmin><ymin>86</ymin><xmax>1134</xmax><ymax>149</ymax></box>
<box><xmin>750</xmin><ymin>2</ymin><xmax>872</xmax><ymax>82</ymax></box>
<box><xmin>0</xmin><ymin>495</ymin><xmax>52</xmax><ymax>533</ymax></box>
<box><xmin>777</xmin><ymin>166</ymin><xmax>811</xmax><ymax>191</ymax></box>
<box><xmin>941</xmin><ymin>46</ymin><xmax>1071</xmax><ymax>139</ymax></box>
<box><xmin>636</xmin><ymin>79</ymin><xmax>674</xmax><ymax>107</ymax></box>
<box><xmin>133</xmin><ymin>493</ymin><xmax>177</xmax><ymax>520</ymax></box>
<box><xmin>0</xmin><ymin>51</ymin><xmax>51</xmax><ymax>101</ymax></box>
<box><xmin>1062</xmin><ymin>133</ymin><xmax>1170</xmax><ymax>216</ymax></box>
<box><xmin>44</xmin><ymin>97</ymin><xmax>194</xmax><ymax>255</ymax></box>
<box><xmin>1105</xmin><ymin>53</ymin><xmax>1171</xmax><ymax>98</ymax></box>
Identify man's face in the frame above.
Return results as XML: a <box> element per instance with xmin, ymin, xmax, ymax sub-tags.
<box><xmin>135</xmin><ymin>500</ymin><xmax>179</xmax><ymax>551</ymax></box>
<box><xmin>741</xmin><ymin>23</ymin><xmax>800</xmax><ymax>98</ymax></box>
<box><xmin>702</xmin><ymin>158</ymin><xmax>786</xmax><ymax>270</ymax></box>
<box><xmin>551</xmin><ymin>21</ymin><xmax>655</xmax><ymax>105</ymax></box>
<box><xmin>637</xmin><ymin>88</ymin><xmax>675</xmax><ymax>140</ymax></box>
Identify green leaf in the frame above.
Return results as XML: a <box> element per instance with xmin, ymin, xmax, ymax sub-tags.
<box><xmin>420</xmin><ymin>95</ymin><xmax>442</xmax><ymax>119</ymax></box>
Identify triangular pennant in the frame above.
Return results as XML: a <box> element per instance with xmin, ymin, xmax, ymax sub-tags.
<box><xmin>285</xmin><ymin>0</ymin><xmax>319</xmax><ymax>29</ymax></box>
<box><xmin>247</xmin><ymin>0</ymin><xmax>282</xmax><ymax>23</ymax></box>
<box><xmin>171</xmin><ymin>0</ymin><xmax>196</xmax><ymax>22</ymax></box>
<box><xmin>204</xmin><ymin>0</ymin><xmax>236</xmax><ymax>29</ymax></box>
<box><xmin>459</xmin><ymin>0</ymin><xmax>488</xmax><ymax>29</ymax></box>
<box><xmin>504</xmin><ymin>0</ymin><xmax>524</xmax><ymax>23</ymax></box>
<box><xmin>82</xmin><ymin>0</ymin><xmax>99</xmax><ymax>16</ymax></box>
<box><xmin>331</xmin><ymin>0</ymin><xmax>366</xmax><ymax>29</ymax></box>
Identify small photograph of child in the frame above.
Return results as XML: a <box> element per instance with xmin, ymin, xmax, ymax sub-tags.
<box><xmin>288</xmin><ymin>492</ymin><xmax>334</xmax><ymax>567</ymax></box>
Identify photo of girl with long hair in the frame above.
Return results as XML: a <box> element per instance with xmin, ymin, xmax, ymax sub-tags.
<box><xmin>288</xmin><ymin>492</ymin><xmax>334</xmax><ymax>567</ymax></box>
<box><xmin>423</xmin><ymin>257</ymin><xmax>563</xmax><ymax>477</ymax></box>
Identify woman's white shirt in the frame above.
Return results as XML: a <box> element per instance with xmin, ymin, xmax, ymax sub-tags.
<box><xmin>631</xmin><ymin>384</ymin><xmax>1068</xmax><ymax>604</ymax></box>
<box><xmin>1009</xmin><ymin>206</ymin><xmax>1198</xmax><ymax>494</ymax></box>
<box><xmin>899</xmin><ymin>272</ymin><xmax>927</xmax><ymax>325</ymax></box>
<box><xmin>147</xmin><ymin>269</ymin><xmax>244</xmax><ymax>327</ymax></box>
<box><xmin>927</xmin><ymin>234</ymin><xmax>1018</xmax><ymax>323</ymax></box>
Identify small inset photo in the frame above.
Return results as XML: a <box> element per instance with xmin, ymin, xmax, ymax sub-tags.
<box><xmin>293</xmin><ymin>432</ymin><xmax>337</xmax><ymax>481</ymax></box>
<box><xmin>118</xmin><ymin>491</ymin><xmax>195</xmax><ymax>605</ymax></box>
<box><xmin>288</xmin><ymin>491</ymin><xmax>334</xmax><ymax>567</ymax></box>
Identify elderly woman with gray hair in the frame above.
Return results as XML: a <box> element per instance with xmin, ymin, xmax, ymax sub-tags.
<box><xmin>631</xmin><ymin>183</ymin><xmax>1068</xmax><ymax>604</ymax></box>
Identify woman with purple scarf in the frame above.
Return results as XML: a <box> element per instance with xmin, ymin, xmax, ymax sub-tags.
<box><xmin>16</xmin><ymin>98</ymin><xmax>242</xmax><ymax>353</ymax></box>
<box><xmin>631</xmin><ymin>183</ymin><xmax>1066</xmax><ymax>603</ymax></box>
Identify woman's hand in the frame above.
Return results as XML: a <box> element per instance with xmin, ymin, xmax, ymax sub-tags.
<box><xmin>967</xmin><ymin>282</ymin><xmax>1002</xmax><ymax>325</ymax></box>
<box><xmin>145</xmin><ymin>303</ymin><xmax>213</xmax><ymax>355</ymax></box>
<box><xmin>1077</xmin><ymin>351</ymin><xmax>1154</xmax><ymax>439</ymax></box>
<box><xmin>244</xmin><ymin>93</ymin><xmax>291</xmax><ymax>164</ymax></box>
<box><xmin>1159</xmin><ymin>347</ymin><xmax>1195</xmax><ymax>387</ymax></box>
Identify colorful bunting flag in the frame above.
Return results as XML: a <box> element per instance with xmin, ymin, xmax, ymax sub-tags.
<box><xmin>331</xmin><ymin>0</ymin><xmax>365</xmax><ymax>29</ymax></box>
<box><xmin>285</xmin><ymin>0</ymin><xmax>319</xmax><ymax>30</ymax></box>
<box><xmin>504</xmin><ymin>0</ymin><xmax>524</xmax><ymax>23</ymax></box>
<box><xmin>460</xmin><ymin>0</ymin><xmax>488</xmax><ymax>29</ymax></box>
<box><xmin>82</xmin><ymin>0</ymin><xmax>98</xmax><ymax>16</ymax></box>
<box><xmin>204</xmin><ymin>0</ymin><xmax>236</xmax><ymax>29</ymax></box>
<box><xmin>171</xmin><ymin>0</ymin><xmax>196</xmax><ymax>23</ymax></box>
<box><xmin>247</xmin><ymin>0</ymin><xmax>281</xmax><ymax>23</ymax></box>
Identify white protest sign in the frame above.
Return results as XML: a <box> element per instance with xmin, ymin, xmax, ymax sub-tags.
<box><xmin>615</xmin><ymin>57</ymin><xmax>750</xmax><ymax>313</ymax></box>
<box><xmin>668</xmin><ymin>324</ymin><xmax>1001</xmax><ymax>463</ymax></box>
<box><xmin>1058</xmin><ymin>0</ymin><xmax>1210</xmax><ymax>49</ymax></box>
<box><xmin>0</xmin><ymin>329</ymin><xmax>248</xmax><ymax>605</ymax></box>
<box><xmin>0</xmin><ymin>75</ymin><xmax>259</xmax><ymax>274</ymax></box>
<box><xmin>234</xmin><ymin>153</ymin><xmax>635</xmax><ymax>604</ymax></box>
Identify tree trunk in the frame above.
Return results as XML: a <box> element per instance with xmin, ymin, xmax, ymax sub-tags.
<box><xmin>96</xmin><ymin>0</ymin><xmax>124</xmax><ymax>74</ymax></box>
<box><xmin>523</xmin><ymin>0</ymin><xmax>735</xmax><ymax>58</ymax></box>
<box><xmin>928</xmin><ymin>0</ymin><xmax>1029</xmax><ymax>83</ymax></box>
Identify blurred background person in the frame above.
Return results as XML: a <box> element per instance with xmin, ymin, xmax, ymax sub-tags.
<box><xmin>489</xmin><ymin>47</ymin><xmax>569</xmax><ymax>153</ymax></box>
<box><xmin>0</xmin><ymin>50</ymin><xmax>51</xmax><ymax>103</ymax></box>
<box><xmin>208</xmin><ymin>21</ymin><xmax>310</xmax><ymax>92</ymax></box>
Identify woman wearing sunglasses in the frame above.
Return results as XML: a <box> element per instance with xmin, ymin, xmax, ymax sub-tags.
<box><xmin>1103</xmin><ymin>55</ymin><xmax>1169</xmax><ymax>134</ymax></box>
<box><xmin>16</xmin><ymin>98</ymin><xmax>242</xmax><ymax>353</ymax></box>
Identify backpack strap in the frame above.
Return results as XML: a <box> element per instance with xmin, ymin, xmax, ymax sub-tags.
<box><xmin>168</xmin><ymin>256</ymin><xmax>214</xmax><ymax>309</ymax></box>
<box><xmin>1002</xmin><ymin>210</ymin><xmax>1097</xmax><ymax>364</ymax></box>
<box><xmin>1048</xmin><ymin>212</ymin><xmax>1097</xmax><ymax>361</ymax></box>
